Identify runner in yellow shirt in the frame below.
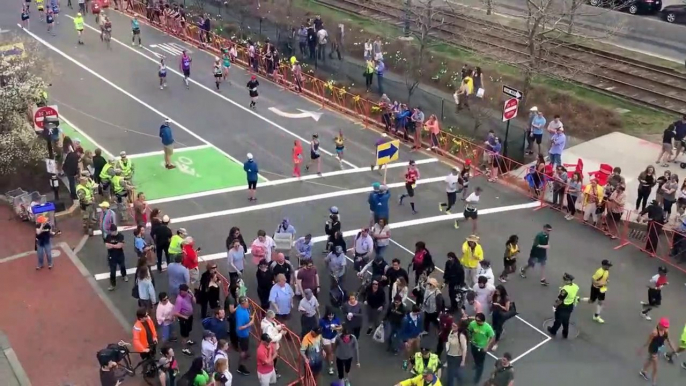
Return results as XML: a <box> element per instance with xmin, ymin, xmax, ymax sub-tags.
<box><xmin>73</xmin><ymin>12</ymin><xmax>84</xmax><ymax>45</ymax></box>
<box><xmin>665</xmin><ymin>322</ymin><xmax>686</xmax><ymax>369</ymax></box>
<box><xmin>581</xmin><ymin>259</ymin><xmax>611</xmax><ymax>324</ymax></box>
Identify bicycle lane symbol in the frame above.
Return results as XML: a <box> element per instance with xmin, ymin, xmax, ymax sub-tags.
<box><xmin>161</xmin><ymin>156</ymin><xmax>201</xmax><ymax>177</ymax></box>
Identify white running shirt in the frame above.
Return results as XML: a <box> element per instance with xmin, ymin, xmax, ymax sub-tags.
<box><xmin>445</xmin><ymin>173</ymin><xmax>460</xmax><ymax>193</ymax></box>
<box><xmin>465</xmin><ymin>192</ymin><xmax>480</xmax><ymax>211</ymax></box>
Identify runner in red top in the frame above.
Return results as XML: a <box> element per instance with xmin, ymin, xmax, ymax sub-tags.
<box><xmin>398</xmin><ymin>160</ymin><xmax>420</xmax><ymax>214</ymax></box>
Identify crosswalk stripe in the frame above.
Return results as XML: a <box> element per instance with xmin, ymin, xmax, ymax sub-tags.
<box><xmin>168</xmin><ymin>42</ymin><xmax>190</xmax><ymax>53</ymax></box>
<box><xmin>157</xmin><ymin>44</ymin><xmax>182</xmax><ymax>56</ymax></box>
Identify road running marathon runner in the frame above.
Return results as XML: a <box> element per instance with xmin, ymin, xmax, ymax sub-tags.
<box><xmin>158</xmin><ymin>58</ymin><xmax>168</xmax><ymax>90</ymax></box>
<box><xmin>247</xmin><ymin>75</ymin><xmax>259</xmax><ymax>109</ymax></box>
<box><xmin>305</xmin><ymin>134</ymin><xmax>322</xmax><ymax>176</ymax></box>
<box><xmin>639</xmin><ymin>317</ymin><xmax>677</xmax><ymax>386</ymax></box>
<box><xmin>221</xmin><ymin>48</ymin><xmax>232</xmax><ymax>82</ymax></box>
<box><xmin>213</xmin><ymin>58</ymin><xmax>223</xmax><ymax>91</ymax></box>
<box><xmin>73</xmin><ymin>11</ymin><xmax>84</xmax><ymax>45</ymax></box>
<box><xmin>131</xmin><ymin>15</ymin><xmax>142</xmax><ymax>46</ymax></box>
<box><xmin>21</xmin><ymin>5</ymin><xmax>30</xmax><ymax>29</ymax></box>
<box><xmin>46</xmin><ymin>9</ymin><xmax>55</xmax><ymax>36</ymax></box>
<box><xmin>580</xmin><ymin>259</ymin><xmax>612</xmax><ymax>324</ymax></box>
<box><xmin>99</xmin><ymin>14</ymin><xmax>112</xmax><ymax>47</ymax></box>
<box><xmin>334</xmin><ymin>130</ymin><xmax>345</xmax><ymax>169</ymax></box>
<box><xmin>520</xmin><ymin>224</ymin><xmax>553</xmax><ymax>286</ymax></box>
<box><xmin>438</xmin><ymin>168</ymin><xmax>460</xmax><ymax>214</ymax></box>
<box><xmin>36</xmin><ymin>0</ymin><xmax>44</xmax><ymax>13</ymax></box>
<box><xmin>180</xmin><ymin>50</ymin><xmax>192</xmax><ymax>89</ymax></box>
<box><xmin>292</xmin><ymin>140</ymin><xmax>303</xmax><ymax>178</ymax></box>
<box><xmin>456</xmin><ymin>186</ymin><xmax>481</xmax><ymax>232</ymax></box>
<box><xmin>459</xmin><ymin>160</ymin><xmax>472</xmax><ymax>200</ymax></box>
<box><xmin>664</xmin><ymin>321</ymin><xmax>686</xmax><ymax>368</ymax></box>
<box><xmin>50</xmin><ymin>0</ymin><xmax>59</xmax><ymax>23</ymax></box>
<box><xmin>641</xmin><ymin>266</ymin><xmax>669</xmax><ymax>321</ymax></box>
<box><xmin>398</xmin><ymin>160</ymin><xmax>420</xmax><ymax>214</ymax></box>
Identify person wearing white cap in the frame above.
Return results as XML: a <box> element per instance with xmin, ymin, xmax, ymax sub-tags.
<box><xmin>160</xmin><ymin>119</ymin><xmax>176</xmax><ymax>169</ymax></box>
<box><xmin>244</xmin><ymin>153</ymin><xmax>259</xmax><ymax>201</ymax></box>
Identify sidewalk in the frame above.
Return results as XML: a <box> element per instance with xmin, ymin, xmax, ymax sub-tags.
<box><xmin>0</xmin><ymin>244</ymin><xmax>129</xmax><ymax>386</ymax></box>
<box><xmin>0</xmin><ymin>332</ymin><xmax>23</xmax><ymax>386</ymax></box>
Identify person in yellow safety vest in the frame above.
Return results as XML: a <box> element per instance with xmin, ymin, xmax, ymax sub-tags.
<box><xmin>394</xmin><ymin>370</ymin><xmax>442</xmax><ymax>386</ymax></box>
<box><xmin>168</xmin><ymin>228</ymin><xmax>188</xmax><ymax>259</ymax></box>
<box><xmin>74</xmin><ymin>12</ymin><xmax>85</xmax><ymax>45</ymax></box>
<box><xmin>99</xmin><ymin>158</ymin><xmax>116</xmax><ymax>198</ymax></box>
<box><xmin>111</xmin><ymin>169</ymin><xmax>131</xmax><ymax>222</ymax></box>
<box><xmin>80</xmin><ymin>170</ymin><xmax>99</xmax><ymax>197</ymax></box>
<box><xmin>117</xmin><ymin>151</ymin><xmax>135</xmax><ymax>181</ymax></box>
<box><xmin>547</xmin><ymin>273</ymin><xmax>579</xmax><ymax>339</ymax></box>
<box><xmin>76</xmin><ymin>176</ymin><xmax>97</xmax><ymax>234</ymax></box>
<box><xmin>409</xmin><ymin>346</ymin><xmax>442</xmax><ymax>377</ymax></box>
<box><xmin>460</xmin><ymin>234</ymin><xmax>483</xmax><ymax>288</ymax></box>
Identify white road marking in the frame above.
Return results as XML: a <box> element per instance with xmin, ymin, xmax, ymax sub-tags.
<box><xmin>126</xmin><ymin>144</ymin><xmax>211</xmax><ymax>159</ymax></box>
<box><xmin>268</xmin><ymin>107</ymin><xmax>323</xmax><ymax>121</ymax></box>
<box><xmin>92</xmin><ymin>200</ymin><xmax>539</xmax><ymax>280</ymax></box>
<box><xmin>144</xmin><ymin>157</ymin><xmax>439</xmax><ymax>205</ymax></box>
<box><xmin>19</xmin><ymin>25</ymin><xmax>263</xmax><ymax>180</ymax></box>
<box><xmin>142</xmin><ymin>46</ymin><xmax>164</xmax><ymax>58</ymax></box>
<box><xmin>154</xmin><ymin>43</ymin><xmax>183</xmax><ymax>56</ymax></box>
<box><xmin>510</xmin><ymin>337</ymin><xmax>552</xmax><ymax>364</ymax></box>
<box><xmin>60</xmin><ymin>114</ymin><xmax>115</xmax><ymax>159</ymax></box>
<box><xmin>93</xmin><ymin>175</ymin><xmax>448</xmax><ymax>235</ymax></box>
<box><xmin>65</xmin><ymin>15</ymin><xmax>358</xmax><ymax>169</ymax></box>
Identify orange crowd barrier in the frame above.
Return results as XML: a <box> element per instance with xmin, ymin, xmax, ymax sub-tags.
<box><xmin>121</xmin><ymin>1</ymin><xmax>686</xmax><ymax>277</ymax></box>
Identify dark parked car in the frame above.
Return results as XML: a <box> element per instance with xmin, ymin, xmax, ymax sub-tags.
<box><xmin>588</xmin><ymin>0</ymin><xmax>662</xmax><ymax>15</ymax></box>
<box><xmin>661</xmin><ymin>4</ymin><xmax>686</xmax><ymax>23</ymax></box>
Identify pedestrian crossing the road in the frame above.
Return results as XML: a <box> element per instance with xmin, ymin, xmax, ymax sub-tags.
<box><xmin>149</xmin><ymin>42</ymin><xmax>191</xmax><ymax>56</ymax></box>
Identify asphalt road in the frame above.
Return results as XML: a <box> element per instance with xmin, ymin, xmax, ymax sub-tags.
<box><xmin>449</xmin><ymin>0</ymin><xmax>686</xmax><ymax>62</ymax></box>
<box><xmin>5</xmin><ymin>4</ymin><xmax>686</xmax><ymax>386</ymax></box>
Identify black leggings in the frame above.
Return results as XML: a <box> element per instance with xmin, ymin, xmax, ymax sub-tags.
<box><xmin>636</xmin><ymin>186</ymin><xmax>651</xmax><ymax>211</ymax></box>
<box><xmin>156</xmin><ymin>244</ymin><xmax>169</xmax><ymax>271</ymax></box>
<box><xmin>423</xmin><ymin>311</ymin><xmax>439</xmax><ymax>332</ymax></box>
<box><xmin>336</xmin><ymin>357</ymin><xmax>352</xmax><ymax>380</ymax></box>
<box><xmin>364</xmin><ymin>73</ymin><xmax>373</xmax><ymax>88</ymax></box>
<box><xmin>566</xmin><ymin>194</ymin><xmax>577</xmax><ymax>216</ymax></box>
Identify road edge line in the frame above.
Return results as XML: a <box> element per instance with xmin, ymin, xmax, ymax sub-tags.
<box><xmin>60</xmin><ymin>114</ymin><xmax>116</xmax><ymax>159</ymax></box>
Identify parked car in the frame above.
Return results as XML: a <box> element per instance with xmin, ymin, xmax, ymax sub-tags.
<box><xmin>588</xmin><ymin>0</ymin><xmax>662</xmax><ymax>15</ymax></box>
<box><xmin>661</xmin><ymin>3</ymin><xmax>686</xmax><ymax>23</ymax></box>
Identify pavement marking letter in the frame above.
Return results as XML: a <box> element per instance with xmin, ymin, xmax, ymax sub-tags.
<box><xmin>376</xmin><ymin>139</ymin><xmax>400</xmax><ymax>166</ymax></box>
<box><xmin>268</xmin><ymin>107</ymin><xmax>323</xmax><ymax>121</ymax></box>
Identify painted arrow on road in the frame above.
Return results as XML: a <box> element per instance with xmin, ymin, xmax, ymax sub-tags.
<box><xmin>268</xmin><ymin>107</ymin><xmax>322</xmax><ymax>122</ymax></box>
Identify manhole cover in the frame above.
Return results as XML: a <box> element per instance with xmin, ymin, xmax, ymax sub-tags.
<box><xmin>51</xmin><ymin>249</ymin><xmax>62</xmax><ymax>258</ymax></box>
<box><xmin>542</xmin><ymin>318</ymin><xmax>580</xmax><ymax>340</ymax></box>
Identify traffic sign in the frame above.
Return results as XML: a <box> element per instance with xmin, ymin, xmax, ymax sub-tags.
<box><xmin>502</xmin><ymin>98</ymin><xmax>519</xmax><ymax>122</ymax></box>
<box><xmin>376</xmin><ymin>139</ymin><xmax>400</xmax><ymax>166</ymax></box>
<box><xmin>502</xmin><ymin>85</ymin><xmax>523</xmax><ymax>100</ymax></box>
<box><xmin>33</xmin><ymin>105</ymin><xmax>59</xmax><ymax>131</ymax></box>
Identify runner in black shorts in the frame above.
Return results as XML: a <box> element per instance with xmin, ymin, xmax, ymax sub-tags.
<box><xmin>247</xmin><ymin>75</ymin><xmax>259</xmax><ymax>108</ymax></box>
<box><xmin>641</xmin><ymin>266</ymin><xmax>668</xmax><ymax>321</ymax></box>
<box><xmin>398</xmin><ymin>160</ymin><xmax>419</xmax><ymax>214</ymax></box>
<box><xmin>457</xmin><ymin>187</ymin><xmax>481</xmax><ymax>232</ymax></box>
<box><xmin>305</xmin><ymin>134</ymin><xmax>322</xmax><ymax>176</ymax></box>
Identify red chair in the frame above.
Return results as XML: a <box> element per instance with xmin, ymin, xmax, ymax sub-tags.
<box><xmin>589</xmin><ymin>163</ymin><xmax>613</xmax><ymax>186</ymax></box>
<box><xmin>563</xmin><ymin>158</ymin><xmax>584</xmax><ymax>179</ymax></box>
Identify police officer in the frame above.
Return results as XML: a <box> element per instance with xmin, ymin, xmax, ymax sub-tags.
<box><xmin>75</xmin><ymin>176</ymin><xmax>96</xmax><ymax>234</ymax></box>
<box><xmin>111</xmin><ymin>169</ymin><xmax>131</xmax><ymax>222</ymax></box>
<box><xmin>99</xmin><ymin>157</ymin><xmax>116</xmax><ymax>200</ymax></box>
<box><xmin>547</xmin><ymin>273</ymin><xmax>579</xmax><ymax>339</ymax></box>
<box><xmin>409</xmin><ymin>345</ymin><xmax>442</xmax><ymax>377</ymax></box>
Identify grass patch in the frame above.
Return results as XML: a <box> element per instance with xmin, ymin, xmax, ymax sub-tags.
<box><xmin>290</xmin><ymin>0</ymin><xmax>674</xmax><ymax>138</ymax></box>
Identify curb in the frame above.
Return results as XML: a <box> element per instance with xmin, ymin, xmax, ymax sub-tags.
<box><xmin>61</xmin><ymin>242</ymin><xmax>131</xmax><ymax>332</ymax></box>
<box><xmin>0</xmin><ymin>330</ymin><xmax>32</xmax><ymax>386</ymax></box>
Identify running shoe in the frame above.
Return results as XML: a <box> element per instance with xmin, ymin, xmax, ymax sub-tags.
<box><xmin>642</xmin><ymin>313</ymin><xmax>652</xmax><ymax>321</ymax></box>
<box><xmin>398</xmin><ymin>195</ymin><xmax>404</xmax><ymax>205</ymax></box>
<box><xmin>681</xmin><ymin>362</ymin><xmax>686</xmax><ymax>369</ymax></box>
<box><xmin>519</xmin><ymin>268</ymin><xmax>526</xmax><ymax>278</ymax></box>
<box><xmin>438</xmin><ymin>203</ymin><xmax>443</xmax><ymax>212</ymax></box>
<box><xmin>182</xmin><ymin>348</ymin><xmax>192</xmax><ymax>356</ymax></box>
<box><xmin>593</xmin><ymin>315</ymin><xmax>605</xmax><ymax>324</ymax></box>
<box><xmin>454</xmin><ymin>221</ymin><xmax>459</xmax><ymax>229</ymax></box>
<box><xmin>187</xmin><ymin>340</ymin><xmax>195</xmax><ymax>345</ymax></box>
<box><xmin>639</xmin><ymin>370</ymin><xmax>649</xmax><ymax>381</ymax></box>
<box><xmin>328</xmin><ymin>366</ymin><xmax>335</xmax><ymax>375</ymax></box>
<box><xmin>540</xmin><ymin>279</ymin><xmax>549</xmax><ymax>286</ymax></box>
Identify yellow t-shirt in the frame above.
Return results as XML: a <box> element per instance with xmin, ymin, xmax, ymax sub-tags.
<box><xmin>592</xmin><ymin>268</ymin><xmax>609</xmax><ymax>293</ymax></box>
<box><xmin>504</xmin><ymin>244</ymin><xmax>519</xmax><ymax>260</ymax></box>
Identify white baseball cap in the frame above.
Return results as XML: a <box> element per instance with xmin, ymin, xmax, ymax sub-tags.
<box><xmin>247</xmin><ymin>153</ymin><xmax>253</xmax><ymax>159</ymax></box>
<box><xmin>529</xmin><ymin>106</ymin><xmax>538</xmax><ymax>112</ymax></box>
<box><xmin>162</xmin><ymin>215</ymin><xmax>170</xmax><ymax>223</ymax></box>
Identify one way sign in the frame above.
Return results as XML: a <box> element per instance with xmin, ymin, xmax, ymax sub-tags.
<box><xmin>502</xmin><ymin>85</ymin><xmax>523</xmax><ymax>100</ymax></box>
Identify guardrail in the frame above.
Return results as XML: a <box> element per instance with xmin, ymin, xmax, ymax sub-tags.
<box><xmin>122</xmin><ymin>0</ymin><xmax>686</xmax><ymax>278</ymax></box>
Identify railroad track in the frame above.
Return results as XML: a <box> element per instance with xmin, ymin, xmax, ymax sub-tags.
<box><xmin>317</xmin><ymin>0</ymin><xmax>686</xmax><ymax>115</ymax></box>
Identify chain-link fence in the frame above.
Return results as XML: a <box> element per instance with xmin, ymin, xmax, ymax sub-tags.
<box><xmin>192</xmin><ymin>0</ymin><xmax>528</xmax><ymax>162</ymax></box>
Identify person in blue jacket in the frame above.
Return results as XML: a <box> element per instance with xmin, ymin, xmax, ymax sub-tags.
<box><xmin>319</xmin><ymin>307</ymin><xmax>341</xmax><ymax>376</ymax></box>
<box><xmin>399</xmin><ymin>304</ymin><xmax>424</xmax><ymax>370</ymax></box>
<box><xmin>244</xmin><ymin>153</ymin><xmax>259</xmax><ymax>202</ymax></box>
<box><xmin>159</xmin><ymin>118</ymin><xmax>176</xmax><ymax>170</ymax></box>
<box><xmin>368</xmin><ymin>182</ymin><xmax>381</xmax><ymax>227</ymax></box>
<box><xmin>370</xmin><ymin>184</ymin><xmax>391</xmax><ymax>224</ymax></box>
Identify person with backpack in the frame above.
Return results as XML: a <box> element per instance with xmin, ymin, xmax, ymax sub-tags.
<box><xmin>410</xmin><ymin>241</ymin><xmax>435</xmax><ymax>286</ymax></box>
<box><xmin>325</xmin><ymin>214</ymin><xmax>342</xmax><ymax>253</ymax></box>
<box><xmin>301</xmin><ymin>327</ymin><xmax>325</xmax><ymax>382</ymax></box>
<box><xmin>325</xmin><ymin>246</ymin><xmax>347</xmax><ymax>289</ymax></box>
<box><xmin>421</xmin><ymin>278</ymin><xmax>444</xmax><ymax>334</ymax></box>
<box><xmin>400</xmin><ymin>305</ymin><xmax>424</xmax><ymax>371</ymax></box>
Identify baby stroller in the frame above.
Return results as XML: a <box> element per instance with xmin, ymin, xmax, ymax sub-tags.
<box><xmin>329</xmin><ymin>277</ymin><xmax>347</xmax><ymax>309</ymax></box>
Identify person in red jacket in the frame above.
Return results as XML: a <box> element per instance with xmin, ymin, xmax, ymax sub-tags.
<box><xmin>132</xmin><ymin>307</ymin><xmax>158</xmax><ymax>359</ymax></box>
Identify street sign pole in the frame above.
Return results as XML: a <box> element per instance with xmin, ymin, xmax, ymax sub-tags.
<box><xmin>504</xmin><ymin>120</ymin><xmax>511</xmax><ymax>158</ymax></box>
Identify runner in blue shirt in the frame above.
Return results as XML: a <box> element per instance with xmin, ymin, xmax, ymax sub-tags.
<box><xmin>131</xmin><ymin>16</ymin><xmax>141</xmax><ymax>46</ymax></box>
<box><xmin>46</xmin><ymin>9</ymin><xmax>55</xmax><ymax>36</ymax></box>
<box><xmin>179</xmin><ymin>50</ymin><xmax>192</xmax><ymax>89</ymax></box>
<box><xmin>21</xmin><ymin>5</ymin><xmax>30</xmax><ymax>29</ymax></box>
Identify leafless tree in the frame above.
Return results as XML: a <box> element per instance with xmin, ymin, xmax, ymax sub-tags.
<box><xmin>382</xmin><ymin>0</ymin><xmax>445</xmax><ymax>104</ymax></box>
